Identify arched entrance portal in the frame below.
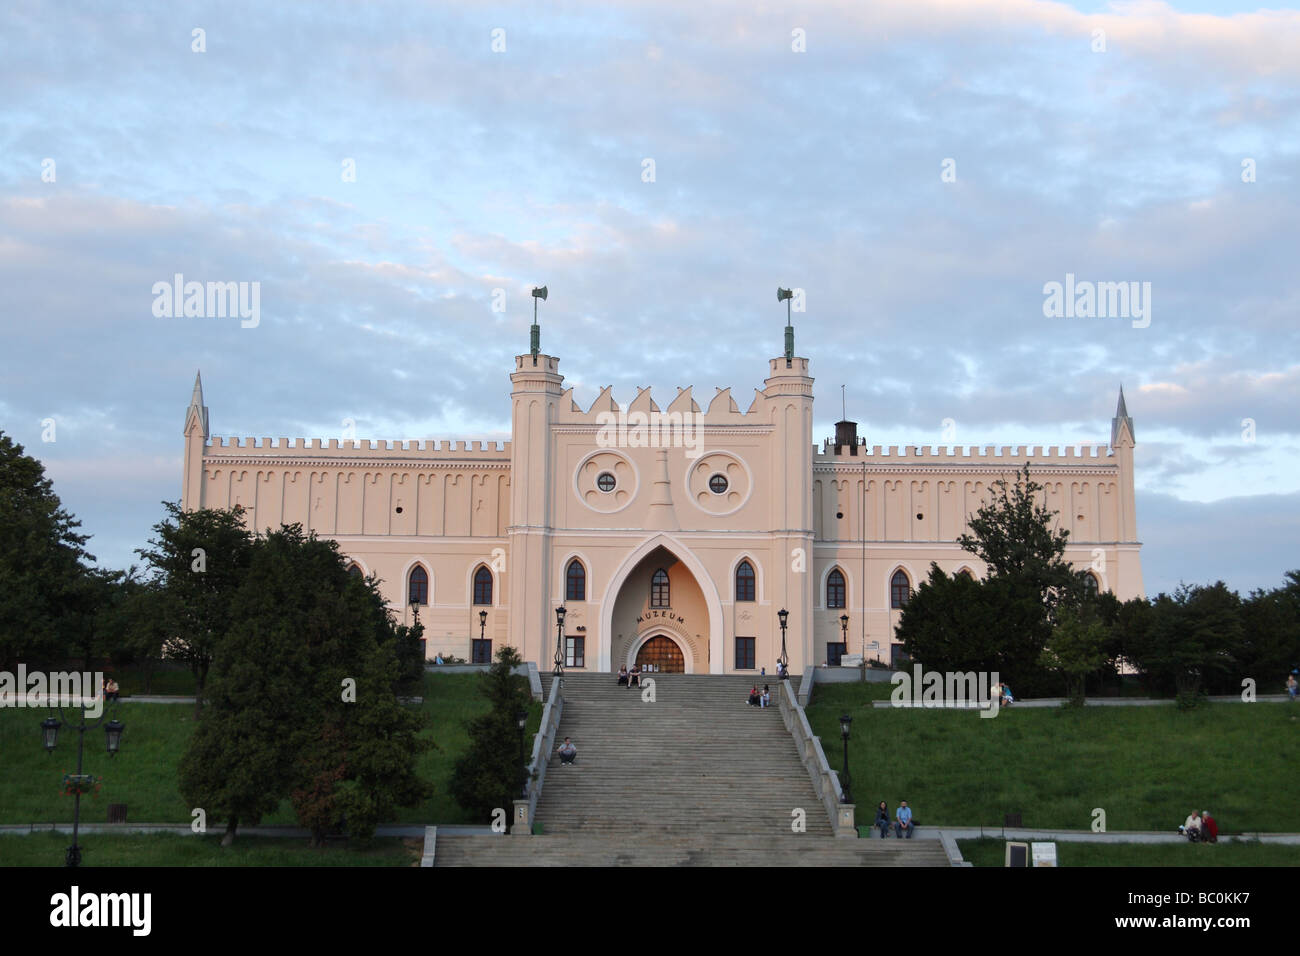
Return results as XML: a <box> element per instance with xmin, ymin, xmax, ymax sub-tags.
<box><xmin>636</xmin><ymin>635</ymin><xmax>686</xmax><ymax>674</ymax></box>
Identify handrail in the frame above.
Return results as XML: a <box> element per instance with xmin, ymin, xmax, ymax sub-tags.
<box><xmin>778</xmin><ymin>679</ymin><xmax>855</xmax><ymax>837</ymax></box>
<box><xmin>512</xmin><ymin>677</ymin><xmax>564</xmax><ymax>834</ymax></box>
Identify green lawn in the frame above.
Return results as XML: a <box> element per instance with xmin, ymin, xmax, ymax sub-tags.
<box><xmin>0</xmin><ymin>831</ymin><xmax>417</xmax><ymax>867</ymax></box>
<box><xmin>0</xmin><ymin>673</ymin><xmax>540</xmax><ymax>828</ymax></box>
<box><xmin>807</xmin><ymin>682</ymin><xmax>1300</xmax><ymax>832</ymax></box>
<box><xmin>957</xmin><ymin>837</ymin><xmax>1298</xmax><ymax>867</ymax></box>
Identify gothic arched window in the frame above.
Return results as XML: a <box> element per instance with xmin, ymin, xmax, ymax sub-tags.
<box><xmin>735</xmin><ymin>561</ymin><xmax>755</xmax><ymax>602</ymax></box>
<box><xmin>826</xmin><ymin>568</ymin><xmax>846</xmax><ymax>609</ymax></box>
<box><xmin>651</xmin><ymin>568</ymin><xmax>670</xmax><ymax>608</ymax></box>
<box><xmin>408</xmin><ymin>566</ymin><xmax>428</xmax><ymax>605</ymax></box>
<box><xmin>890</xmin><ymin>569</ymin><xmax>911</xmax><ymax>609</ymax></box>
<box><xmin>566</xmin><ymin>559</ymin><xmax>586</xmax><ymax>602</ymax></box>
<box><xmin>473</xmin><ymin>566</ymin><xmax>493</xmax><ymax>606</ymax></box>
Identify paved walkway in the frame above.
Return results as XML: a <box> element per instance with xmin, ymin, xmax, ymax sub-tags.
<box><xmin>874</xmin><ymin>694</ymin><xmax>1292</xmax><ymax>709</ymax></box>
<box><xmin>0</xmin><ymin>823</ymin><xmax>487</xmax><ymax>838</ymax></box>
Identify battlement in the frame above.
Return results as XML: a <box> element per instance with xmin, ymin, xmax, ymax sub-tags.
<box><xmin>555</xmin><ymin>384</ymin><xmax>768</xmax><ymax>425</ymax></box>
<box><xmin>203</xmin><ymin>436</ymin><xmax>511</xmax><ymax>458</ymax></box>
<box><xmin>815</xmin><ymin>442</ymin><xmax>1116</xmax><ymax>464</ymax></box>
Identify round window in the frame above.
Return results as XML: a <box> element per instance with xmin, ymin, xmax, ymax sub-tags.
<box><xmin>709</xmin><ymin>474</ymin><xmax>728</xmax><ymax>494</ymax></box>
<box><xmin>597</xmin><ymin>472</ymin><xmax>616</xmax><ymax>493</ymax></box>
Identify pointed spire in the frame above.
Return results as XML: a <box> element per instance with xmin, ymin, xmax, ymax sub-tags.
<box><xmin>185</xmin><ymin>370</ymin><xmax>209</xmax><ymax>439</ymax></box>
<box><xmin>1111</xmin><ymin>384</ymin><xmax>1134</xmax><ymax>448</ymax></box>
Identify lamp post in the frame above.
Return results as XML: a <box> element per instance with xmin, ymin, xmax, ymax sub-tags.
<box><xmin>839</xmin><ymin>714</ymin><xmax>853</xmax><ymax>805</ymax></box>
<box><xmin>516</xmin><ymin>708</ymin><xmax>529</xmax><ymax>798</ymax></box>
<box><xmin>840</xmin><ymin>613</ymin><xmax>849</xmax><ymax>663</ymax></box>
<box><xmin>41</xmin><ymin>688</ymin><xmax>125</xmax><ymax>867</ymax></box>
<box><xmin>479</xmin><ymin>608</ymin><xmax>487</xmax><ymax>662</ymax></box>
<box><xmin>553</xmin><ymin>605</ymin><xmax>566</xmax><ymax>677</ymax></box>
<box><xmin>777</xmin><ymin>607</ymin><xmax>789</xmax><ymax>674</ymax></box>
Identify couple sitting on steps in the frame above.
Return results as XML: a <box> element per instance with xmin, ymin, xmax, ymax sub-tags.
<box><xmin>748</xmin><ymin>684</ymin><xmax>771</xmax><ymax>708</ymax></box>
<box><xmin>616</xmin><ymin>665</ymin><xmax>642</xmax><ymax>687</ymax></box>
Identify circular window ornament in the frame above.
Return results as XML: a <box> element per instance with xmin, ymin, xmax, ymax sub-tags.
<box><xmin>709</xmin><ymin>474</ymin><xmax>729</xmax><ymax>494</ymax></box>
<box><xmin>597</xmin><ymin>472</ymin><xmax>617</xmax><ymax>493</ymax></box>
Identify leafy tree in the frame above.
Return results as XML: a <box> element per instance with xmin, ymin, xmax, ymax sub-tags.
<box><xmin>0</xmin><ymin>431</ymin><xmax>94</xmax><ymax>668</ymax></box>
<box><xmin>1040</xmin><ymin>603</ymin><xmax>1108</xmax><ymax>704</ymax></box>
<box><xmin>450</xmin><ymin>646</ymin><xmax>532</xmax><ymax>823</ymax></box>
<box><xmin>897</xmin><ymin>564</ymin><xmax>1055</xmax><ymax>692</ymax></box>
<box><xmin>178</xmin><ymin>523</ymin><xmax>429</xmax><ymax>846</ymax></box>
<box><xmin>1122</xmin><ymin>583</ymin><xmax>1244</xmax><ymax>704</ymax></box>
<box><xmin>1239</xmin><ymin>571</ymin><xmax>1300</xmax><ymax>690</ymax></box>
<box><xmin>898</xmin><ymin>465</ymin><xmax>1083</xmax><ymax>694</ymax></box>
<box><xmin>137</xmin><ymin>502</ymin><xmax>253</xmax><ymax>717</ymax></box>
<box><xmin>957</xmin><ymin>464</ymin><xmax>1082</xmax><ymax>613</ymax></box>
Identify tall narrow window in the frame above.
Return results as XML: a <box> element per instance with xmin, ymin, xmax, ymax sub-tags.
<box><xmin>890</xmin><ymin>569</ymin><xmax>911</xmax><ymax>609</ymax></box>
<box><xmin>347</xmin><ymin>563</ymin><xmax>364</xmax><ymax>581</ymax></box>
<box><xmin>826</xmin><ymin>568</ymin><xmax>846</xmax><ymax>609</ymax></box>
<box><xmin>473</xmin><ymin>566</ymin><xmax>493</xmax><ymax>606</ymax></box>
<box><xmin>735</xmin><ymin>637</ymin><xmax>756</xmax><ymax>670</ymax></box>
<box><xmin>735</xmin><ymin>560</ymin><xmax>756</xmax><ymax>602</ymax></box>
<box><xmin>651</xmin><ymin>568</ymin><xmax>670</xmax><ymax>608</ymax></box>
<box><xmin>1083</xmin><ymin>571</ymin><xmax>1100</xmax><ymax>598</ymax></box>
<box><xmin>566</xmin><ymin>559</ymin><xmax>586</xmax><ymax>602</ymax></box>
<box><xmin>408</xmin><ymin>566</ymin><xmax>428</xmax><ymax>605</ymax></box>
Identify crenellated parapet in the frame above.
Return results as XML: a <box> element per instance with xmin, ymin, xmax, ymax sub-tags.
<box><xmin>204</xmin><ymin>436</ymin><xmax>510</xmax><ymax>457</ymax></box>
<box><xmin>816</xmin><ymin>443</ymin><xmax>1116</xmax><ymax>465</ymax></box>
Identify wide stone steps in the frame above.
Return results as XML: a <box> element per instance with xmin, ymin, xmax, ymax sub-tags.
<box><xmin>434</xmin><ymin>832</ymin><xmax>950</xmax><ymax>866</ymax></box>
<box><xmin>534</xmin><ymin>673</ymin><xmax>832</xmax><ymax>839</ymax></box>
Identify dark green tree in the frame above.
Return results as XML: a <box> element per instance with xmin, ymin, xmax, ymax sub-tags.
<box><xmin>178</xmin><ymin>523</ymin><xmax>429</xmax><ymax>846</ymax></box>
<box><xmin>0</xmin><ymin>431</ymin><xmax>94</xmax><ymax>668</ymax></box>
<box><xmin>1122</xmin><ymin>583</ymin><xmax>1244</xmax><ymax>704</ymax></box>
<box><xmin>1040</xmin><ymin>602</ymin><xmax>1108</xmax><ymax>704</ymax></box>
<box><xmin>1239</xmin><ymin>571</ymin><xmax>1300</xmax><ymax>690</ymax></box>
<box><xmin>449</xmin><ymin>645</ymin><xmax>532</xmax><ymax>823</ymax></box>
<box><xmin>898</xmin><ymin>465</ymin><xmax>1083</xmax><ymax>694</ymax></box>
<box><xmin>957</xmin><ymin>464</ymin><xmax>1082</xmax><ymax>612</ymax></box>
<box><xmin>137</xmin><ymin>502</ymin><xmax>253</xmax><ymax>716</ymax></box>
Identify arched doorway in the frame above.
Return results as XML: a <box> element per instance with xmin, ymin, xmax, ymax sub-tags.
<box><xmin>636</xmin><ymin>635</ymin><xmax>686</xmax><ymax>674</ymax></box>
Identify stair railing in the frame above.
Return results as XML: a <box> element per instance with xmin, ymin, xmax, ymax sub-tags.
<box><xmin>777</xmin><ymin>680</ymin><xmax>856</xmax><ymax>837</ymax></box>
<box><xmin>512</xmin><ymin>677</ymin><xmax>565</xmax><ymax>835</ymax></box>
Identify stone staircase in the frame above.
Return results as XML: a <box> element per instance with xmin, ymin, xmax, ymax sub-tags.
<box><xmin>436</xmin><ymin>673</ymin><xmax>948</xmax><ymax>866</ymax></box>
<box><xmin>434</xmin><ymin>832</ymin><xmax>948</xmax><ymax>866</ymax></box>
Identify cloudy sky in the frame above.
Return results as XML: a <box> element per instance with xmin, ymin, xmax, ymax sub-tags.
<box><xmin>2</xmin><ymin>0</ymin><xmax>1296</xmax><ymax>598</ymax></box>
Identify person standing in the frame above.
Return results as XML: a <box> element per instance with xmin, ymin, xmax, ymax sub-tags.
<box><xmin>1287</xmin><ymin>673</ymin><xmax>1297</xmax><ymax>701</ymax></box>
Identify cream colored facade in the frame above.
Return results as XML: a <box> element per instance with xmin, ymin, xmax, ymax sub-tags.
<box><xmin>180</xmin><ymin>338</ymin><xmax>1143</xmax><ymax>674</ymax></box>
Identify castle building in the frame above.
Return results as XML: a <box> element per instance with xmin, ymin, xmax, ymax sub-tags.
<box><xmin>181</xmin><ymin>324</ymin><xmax>1142</xmax><ymax>674</ymax></box>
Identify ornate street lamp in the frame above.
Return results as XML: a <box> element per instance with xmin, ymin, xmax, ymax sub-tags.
<box><xmin>41</xmin><ymin>683</ymin><xmax>124</xmax><ymax>867</ymax></box>
<box><xmin>840</xmin><ymin>613</ymin><xmax>849</xmax><ymax>658</ymax></box>
<box><xmin>777</xmin><ymin>607</ymin><xmax>789</xmax><ymax>674</ymax></box>
<box><xmin>516</xmin><ymin>708</ymin><xmax>529</xmax><ymax>798</ymax></box>
<box><xmin>479</xmin><ymin>608</ymin><xmax>488</xmax><ymax>638</ymax></box>
<box><xmin>553</xmin><ymin>605</ymin><xmax>567</xmax><ymax>677</ymax></box>
<box><xmin>839</xmin><ymin>714</ymin><xmax>853</xmax><ymax>805</ymax></box>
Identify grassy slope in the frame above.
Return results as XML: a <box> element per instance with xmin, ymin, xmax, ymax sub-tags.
<box><xmin>807</xmin><ymin>682</ymin><xmax>1300</xmax><ymax>832</ymax></box>
<box><xmin>0</xmin><ymin>831</ymin><xmax>416</xmax><ymax>867</ymax></box>
<box><xmin>0</xmin><ymin>673</ymin><xmax>539</xmax><ymax>828</ymax></box>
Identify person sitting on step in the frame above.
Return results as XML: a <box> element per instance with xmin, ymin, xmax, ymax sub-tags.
<box><xmin>761</xmin><ymin>685</ymin><xmax>771</xmax><ymax>708</ymax></box>
<box><xmin>616</xmin><ymin>665</ymin><xmax>629</xmax><ymax>686</ymax></box>
<box><xmin>748</xmin><ymin>684</ymin><xmax>761</xmax><ymax>706</ymax></box>
<box><xmin>894</xmin><ymin>800</ymin><xmax>915</xmax><ymax>839</ymax></box>
<box><xmin>875</xmin><ymin>801</ymin><xmax>891</xmax><ymax>838</ymax></box>
<box><xmin>557</xmin><ymin>737</ymin><xmax>577</xmax><ymax>765</ymax></box>
<box><xmin>628</xmin><ymin>664</ymin><xmax>641</xmax><ymax>687</ymax></box>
